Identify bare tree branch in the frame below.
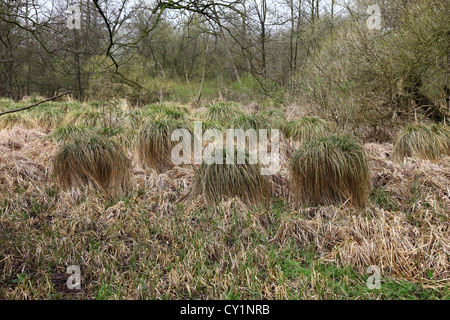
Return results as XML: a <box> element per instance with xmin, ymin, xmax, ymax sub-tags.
<box><xmin>0</xmin><ymin>91</ymin><xmax>72</xmax><ymax>116</ymax></box>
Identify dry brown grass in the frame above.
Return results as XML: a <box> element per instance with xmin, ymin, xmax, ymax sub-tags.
<box><xmin>0</xmin><ymin>121</ymin><xmax>449</xmax><ymax>299</ymax></box>
<box><xmin>277</xmin><ymin>143</ymin><xmax>450</xmax><ymax>286</ymax></box>
<box><xmin>275</xmin><ymin>205</ymin><xmax>450</xmax><ymax>286</ymax></box>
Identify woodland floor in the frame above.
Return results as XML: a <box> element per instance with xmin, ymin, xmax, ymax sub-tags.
<box><xmin>0</xmin><ymin>122</ymin><xmax>449</xmax><ymax>299</ymax></box>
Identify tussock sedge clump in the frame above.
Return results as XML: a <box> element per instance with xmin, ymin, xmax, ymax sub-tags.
<box><xmin>228</xmin><ymin>114</ymin><xmax>269</xmax><ymax>131</ymax></box>
<box><xmin>64</xmin><ymin>107</ymin><xmax>103</xmax><ymax>126</ymax></box>
<box><xmin>0</xmin><ymin>97</ymin><xmax>15</xmax><ymax>107</ymax></box>
<box><xmin>282</xmin><ymin>116</ymin><xmax>330</xmax><ymax>143</ymax></box>
<box><xmin>34</xmin><ymin>108</ymin><xmax>67</xmax><ymax>129</ymax></box>
<box><xmin>393</xmin><ymin>123</ymin><xmax>450</xmax><ymax>161</ymax></box>
<box><xmin>21</xmin><ymin>95</ymin><xmax>46</xmax><ymax>103</ymax></box>
<box><xmin>290</xmin><ymin>134</ymin><xmax>370</xmax><ymax>207</ymax></box>
<box><xmin>259</xmin><ymin>108</ymin><xmax>285</xmax><ymax>119</ymax></box>
<box><xmin>49</xmin><ymin>124</ymin><xmax>96</xmax><ymax>142</ymax></box>
<box><xmin>0</xmin><ymin>113</ymin><xmax>36</xmax><ymax>129</ymax></box>
<box><xmin>203</xmin><ymin>102</ymin><xmax>243</xmax><ymax>123</ymax></box>
<box><xmin>57</xmin><ymin>101</ymin><xmax>83</xmax><ymax>110</ymax></box>
<box><xmin>98</xmin><ymin>126</ymin><xmax>137</xmax><ymax>148</ymax></box>
<box><xmin>257</xmin><ymin>109</ymin><xmax>285</xmax><ymax>129</ymax></box>
<box><xmin>126</xmin><ymin>105</ymin><xmax>190</xmax><ymax>128</ymax></box>
<box><xmin>198</xmin><ymin>120</ymin><xmax>223</xmax><ymax>131</ymax></box>
<box><xmin>190</xmin><ymin>147</ymin><xmax>271</xmax><ymax>206</ymax></box>
<box><xmin>161</xmin><ymin>108</ymin><xmax>187</xmax><ymax>120</ymax></box>
<box><xmin>136</xmin><ymin>119</ymin><xmax>191</xmax><ymax>173</ymax></box>
<box><xmin>50</xmin><ymin>124</ymin><xmax>136</xmax><ymax>149</ymax></box>
<box><xmin>162</xmin><ymin>104</ymin><xmax>190</xmax><ymax>119</ymax></box>
<box><xmin>53</xmin><ymin>133</ymin><xmax>131</xmax><ymax>197</ymax></box>
<box><xmin>126</xmin><ymin>109</ymin><xmax>151</xmax><ymax>128</ymax></box>
<box><xmin>144</xmin><ymin>104</ymin><xmax>190</xmax><ymax>119</ymax></box>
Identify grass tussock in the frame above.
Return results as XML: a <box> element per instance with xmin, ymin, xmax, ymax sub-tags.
<box><xmin>34</xmin><ymin>108</ymin><xmax>66</xmax><ymax>129</ymax></box>
<box><xmin>198</xmin><ymin>120</ymin><xmax>223</xmax><ymax>131</ymax></box>
<box><xmin>0</xmin><ymin>97</ymin><xmax>15</xmax><ymax>108</ymax></box>
<box><xmin>50</xmin><ymin>124</ymin><xmax>136</xmax><ymax>149</ymax></box>
<box><xmin>98</xmin><ymin>126</ymin><xmax>137</xmax><ymax>148</ymax></box>
<box><xmin>290</xmin><ymin>134</ymin><xmax>370</xmax><ymax>207</ymax></box>
<box><xmin>64</xmin><ymin>107</ymin><xmax>103</xmax><ymax>127</ymax></box>
<box><xmin>393</xmin><ymin>123</ymin><xmax>450</xmax><ymax>161</ymax></box>
<box><xmin>190</xmin><ymin>147</ymin><xmax>271</xmax><ymax>206</ymax></box>
<box><xmin>126</xmin><ymin>104</ymin><xmax>190</xmax><ymax>129</ymax></box>
<box><xmin>0</xmin><ymin>113</ymin><xmax>36</xmax><ymax>129</ymax></box>
<box><xmin>203</xmin><ymin>102</ymin><xmax>243</xmax><ymax>123</ymax></box>
<box><xmin>228</xmin><ymin>113</ymin><xmax>269</xmax><ymax>131</ymax></box>
<box><xmin>258</xmin><ymin>108</ymin><xmax>285</xmax><ymax>119</ymax></box>
<box><xmin>148</xmin><ymin>104</ymin><xmax>191</xmax><ymax>120</ymax></box>
<box><xmin>48</xmin><ymin>124</ymin><xmax>96</xmax><ymax>142</ymax></box>
<box><xmin>282</xmin><ymin>117</ymin><xmax>330</xmax><ymax>142</ymax></box>
<box><xmin>53</xmin><ymin>133</ymin><xmax>131</xmax><ymax>197</ymax></box>
<box><xmin>135</xmin><ymin>119</ymin><xmax>191</xmax><ymax>173</ymax></box>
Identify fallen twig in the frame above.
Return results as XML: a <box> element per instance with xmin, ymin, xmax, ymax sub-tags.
<box><xmin>0</xmin><ymin>91</ymin><xmax>72</xmax><ymax>116</ymax></box>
